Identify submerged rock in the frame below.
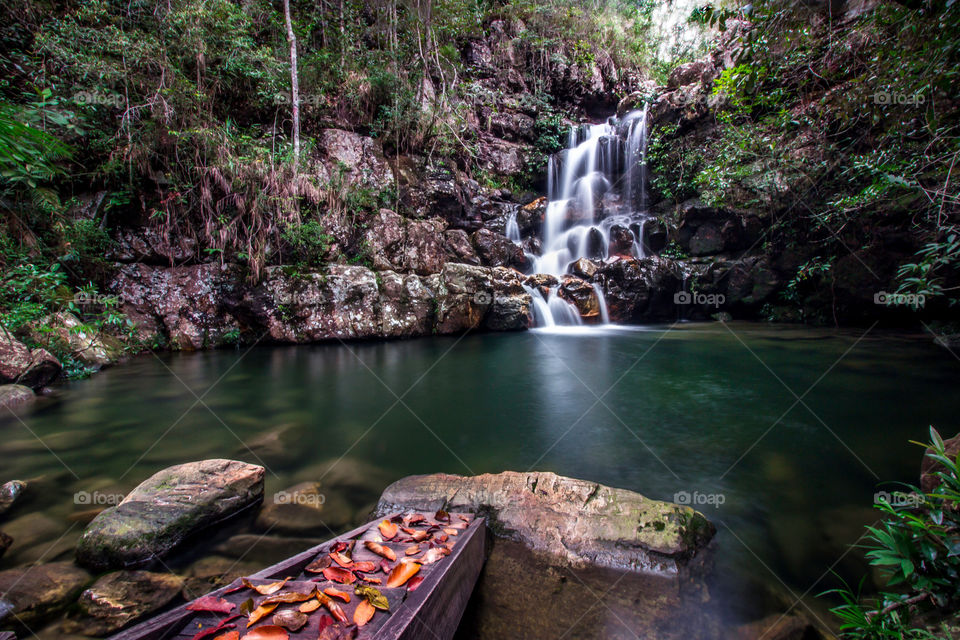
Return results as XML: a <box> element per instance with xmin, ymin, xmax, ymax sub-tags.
<box><xmin>0</xmin><ymin>480</ymin><xmax>27</xmax><ymax>516</ymax></box>
<box><xmin>255</xmin><ymin>481</ymin><xmax>353</xmax><ymax>534</ymax></box>
<box><xmin>0</xmin><ymin>561</ymin><xmax>91</xmax><ymax>626</ymax></box>
<box><xmin>375</xmin><ymin>471</ymin><xmax>714</xmax><ymax>574</ymax></box>
<box><xmin>0</xmin><ymin>384</ymin><xmax>34</xmax><ymax>410</ymax></box>
<box><xmin>76</xmin><ymin>459</ymin><xmax>265</xmax><ymax>571</ymax></box>
<box><xmin>66</xmin><ymin>570</ymin><xmax>183</xmax><ymax>636</ymax></box>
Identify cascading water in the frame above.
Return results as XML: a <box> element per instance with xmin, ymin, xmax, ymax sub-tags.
<box><xmin>512</xmin><ymin>105</ymin><xmax>651</xmax><ymax>327</ymax></box>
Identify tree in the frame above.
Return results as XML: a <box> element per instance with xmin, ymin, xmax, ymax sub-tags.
<box><xmin>282</xmin><ymin>0</ymin><xmax>300</xmax><ymax>172</ymax></box>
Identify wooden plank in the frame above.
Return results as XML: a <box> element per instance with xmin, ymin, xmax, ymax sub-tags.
<box><xmin>109</xmin><ymin>513</ymin><xmax>486</xmax><ymax>640</ymax></box>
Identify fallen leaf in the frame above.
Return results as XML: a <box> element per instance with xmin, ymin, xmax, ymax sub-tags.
<box><xmin>322</xmin><ymin>567</ymin><xmax>356</xmax><ymax>584</ymax></box>
<box><xmin>386</xmin><ymin>561</ymin><xmax>421</xmax><ymax>588</ymax></box>
<box><xmin>353</xmin><ymin>600</ymin><xmax>376</xmax><ymax>627</ymax></box>
<box><xmin>187</xmin><ymin>596</ymin><xmax>236</xmax><ymax>613</ymax></box>
<box><xmin>272</xmin><ymin>610</ymin><xmax>308</xmax><ymax>632</ymax></box>
<box><xmin>378</xmin><ymin>520</ymin><xmax>398</xmax><ymax>540</ymax></box>
<box><xmin>213</xmin><ymin>631</ymin><xmax>239</xmax><ymax>640</ymax></box>
<box><xmin>352</xmin><ymin>561</ymin><xmax>377</xmax><ymax>573</ymax></box>
<box><xmin>323</xmin><ymin>587</ymin><xmax>350</xmax><ymax>603</ymax></box>
<box><xmin>406</xmin><ymin>575</ymin><xmax>424</xmax><ymax>592</ymax></box>
<box><xmin>261</xmin><ymin>591</ymin><xmax>312</xmax><ymax>605</ymax></box>
<box><xmin>247</xmin><ymin>602</ymin><xmax>279</xmax><ymax>627</ymax></box>
<box><xmin>354</xmin><ymin>585</ymin><xmax>390</xmax><ymax>611</ymax></box>
<box><xmin>361</xmin><ymin>576</ymin><xmax>382</xmax><ymax>584</ymax></box>
<box><xmin>305</xmin><ymin>555</ymin><xmax>332</xmax><ymax>573</ymax></box>
<box><xmin>299</xmin><ymin>599</ymin><xmax>321</xmax><ymax>613</ymax></box>
<box><xmin>242</xmin><ymin>578</ymin><xmax>291</xmax><ymax>595</ymax></box>
<box><xmin>436</xmin><ymin>534</ymin><xmax>448</xmax><ymax>543</ymax></box>
<box><xmin>410</xmin><ymin>530</ymin><xmax>429</xmax><ymax>542</ymax></box>
<box><xmin>243</xmin><ymin>625</ymin><xmax>289</xmax><ymax>640</ymax></box>
<box><xmin>380</xmin><ymin>560</ymin><xmax>392</xmax><ymax>573</ymax></box>
<box><xmin>443</xmin><ymin>528</ymin><xmax>458</xmax><ymax>536</ymax></box>
<box><xmin>317</xmin><ymin>592</ymin><xmax>348</xmax><ymax>623</ymax></box>
<box><xmin>318</xmin><ymin>616</ymin><xmax>357</xmax><ymax>640</ymax></box>
<box><xmin>419</xmin><ymin>547</ymin><xmax>450</xmax><ymax>565</ymax></box>
<box><xmin>449</xmin><ymin>521</ymin><xmax>468</xmax><ymax>530</ymax></box>
<box><xmin>330</xmin><ymin>551</ymin><xmax>353</xmax><ymax>568</ymax></box>
<box><xmin>435</xmin><ymin>510</ymin><xmax>450</xmax><ymax>522</ymax></box>
<box><xmin>404</xmin><ymin>514</ymin><xmax>426</xmax><ymax>526</ymax></box>
<box><xmin>189</xmin><ymin>624</ymin><xmax>236</xmax><ymax>640</ymax></box>
<box><xmin>364</xmin><ymin>541</ymin><xmax>397</xmax><ymax>562</ymax></box>
<box><xmin>405</xmin><ymin>545</ymin><xmax>421</xmax><ymax>556</ymax></box>
<box><xmin>332</xmin><ymin>541</ymin><xmax>351</xmax><ymax>553</ymax></box>
<box><xmin>459</xmin><ymin>514</ymin><xmax>471</xmax><ymax>522</ymax></box>
<box><xmin>238</xmin><ymin>599</ymin><xmax>255</xmax><ymax>615</ymax></box>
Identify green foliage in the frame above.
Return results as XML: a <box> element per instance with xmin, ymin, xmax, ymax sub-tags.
<box><xmin>897</xmin><ymin>230</ymin><xmax>960</xmax><ymax>303</ymax></box>
<box><xmin>824</xmin><ymin>428</ymin><xmax>960</xmax><ymax>638</ymax></box>
<box><xmin>280</xmin><ymin>220</ymin><xmax>333</xmax><ymax>272</ymax></box>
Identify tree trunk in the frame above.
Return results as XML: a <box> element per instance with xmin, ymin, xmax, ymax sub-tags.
<box><xmin>282</xmin><ymin>0</ymin><xmax>300</xmax><ymax>172</ymax></box>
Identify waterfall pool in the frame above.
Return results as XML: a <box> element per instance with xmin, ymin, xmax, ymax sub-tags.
<box><xmin>3</xmin><ymin>323</ymin><xmax>957</xmax><ymax>638</ymax></box>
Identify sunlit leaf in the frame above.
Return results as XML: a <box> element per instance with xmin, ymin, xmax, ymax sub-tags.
<box><xmin>272</xmin><ymin>610</ymin><xmax>308</xmax><ymax>632</ymax></box>
<box><xmin>247</xmin><ymin>602</ymin><xmax>279</xmax><ymax>627</ymax></box>
<box><xmin>378</xmin><ymin>520</ymin><xmax>398</xmax><ymax>540</ymax></box>
<box><xmin>323</xmin><ymin>587</ymin><xmax>351</xmax><ymax>603</ymax></box>
<box><xmin>353</xmin><ymin>600</ymin><xmax>376</xmax><ymax>627</ymax></box>
<box><xmin>386</xmin><ymin>561</ymin><xmax>421</xmax><ymax>588</ymax></box>
<box><xmin>322</xmin><ymin>567</ymin><xmax>357</xmax><ymax>584</ymax></box>
<box><xmin>187</xmin><ymin>596</ymin><xmax>236</xmax><ymax>613</ymax></box>
<box><xmin>244</xmin><ymin>625</ymin><xmax>289</xmax><ymax>640</ymax></box>
<box><xmin>364</xmin><ymin>541</ymin><xmax>397</xmax><ymax>562</ymax></box>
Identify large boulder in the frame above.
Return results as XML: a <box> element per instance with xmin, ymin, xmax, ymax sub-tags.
<box><xmin>426</xmin><ymin>263</ymin><xmax>532</xmax><ymax>333</ymax></box>
<box><xmin>363</xmin><ymin>210</ymin><xmax>449</xmax><ymax>275</ymax></box>
<box><xmin>0</xmin><ymin>385</ymin><xmax>34</xmax><ymax>410</ymax></box>
<box><xmin>76</xmin><ymin>459</ymin><xmax>265</xmax><ymax>571</ymax></box>
<box><xmin>375</xmin><ymin>471</ymin><xmax>715</xmax><ymax>574</ymax></box>
<box><xmin>0</xmin><ymin>330</ymin><xmax>61</xmax><ymax>389</ymax></box>
<box><xmin>318</xmin><ymin>129</ymin><xmax>394</xmax><ymax>189</ymax></box>
<box><xmin>27</xmin><ymin>312</ymin><xmax>122</xmax><ymax>369</ymax></box>
<box><xmin>0</xmin><ymin>561</ymin><xmax>91</xmax><ymax>626</ymax></box>
<box><xmin>66</xmin><ymin>570</ymin><xmax>184</xmax><ymax>635</ymax></box>
<box><xmin>471</xmin><ymin>228</ymin><xmax>526</xmax><ymax>269</ymax></box>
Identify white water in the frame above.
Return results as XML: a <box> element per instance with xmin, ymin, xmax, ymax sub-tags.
<box><xmin>518</xmin><ymin>105</ymin><xmax>651</xmax><ymax>327</ymax></box>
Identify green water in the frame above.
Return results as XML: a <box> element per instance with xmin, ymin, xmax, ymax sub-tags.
<box><xmin>3</xmin><ymin>322</ymin><xmax>958</xmax><ymax>636</ymax></box>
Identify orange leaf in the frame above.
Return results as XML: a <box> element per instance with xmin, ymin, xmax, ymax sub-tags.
<box><xmin>261</xmin><ymin>591</ymin><xmax>312</xmax><ymax>605</ymax></box>
<box><xmin>298</xmin><ymin>599</ymin><xmax>321</xmax><ymax>613</ymax></box>
<box><xmin>378</xmin><ymin>520</ymin><xmax>398</xmax><ymax>540</ymax></box>
<box><xmin>242</xmin><ymin>578</ymin><xmax>290</xmax><ymax>595</ymax></box>
<box><xmin>404</xmin><ymin>545</ymin><xmax>421</xmax><ymax>556</ymax></box>
<box><xmin>419</xmin><ymin>547</ymin><xmax>450</xmax><ymax>565</ymax></box>
<box><xmin>361</xmin><ymin>576</ymin><xmax>382</xmax><ymax>584</ymax></box>
<box><xmin>246</xmin><ymin>603</ymin><xmax>279</xmax><ymax>627</ymax></box>
<box><xmin>330</xmin><ymin>551</ymin><xmax>353</xmax><ymax>568</ymax></box>
<box><xmin>364</xmin><ymin>540</ymin><xmax>396</xmax><ymax>562</ymax></box>
<box><xmin>351</xmin><ymin>561</ymin><xmax>377</xmax><ymax>573</ymax></box>
<box><xmin>443</xmin><ymin>528</ymin><xmax>458</xmax><ymax>536</ymax></box>
<box><xmin>321</xmin><ymin>567</ymin><xmax>356</xmax><ymax>584</ymax></box>
<box><xmin>213</xmin><ymin>632</ymin><xmax>239</xmax><ymax>640</ymax></box>
<box><xmin>353</xmin><ymin>600</ymin><xmax>376</xmax><ymax>627</ymax></box>
<box><xmin>243</xmin><ymin>625</ymin><xmax>289</xmax><ymax>640</ymax></box>
<box><xmin>323</xmin><ymin>588</ymin><xmax>350</xmax><ymax>603</ymax></box>
<box><xmin>317</xmin><ymin>592</ymin><xmax>348</xmax><ymax>623</ymax></box>
<box><xmin>386</xmin><ymin>561</ymin><xmax>421</xmax><ymax>588</ymax></box>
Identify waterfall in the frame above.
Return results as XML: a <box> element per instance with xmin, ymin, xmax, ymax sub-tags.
<box><xmin>505</xmin><ymin>212</ymin><xmax>521</xmax><ymax>244</ymax></box>
<box><xmin>526</xmin><ymin>106</ymin><xmax>651</xmax><ymax>327</ymax></box>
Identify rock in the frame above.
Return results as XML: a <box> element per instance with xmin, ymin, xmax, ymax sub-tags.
<box><xmin>108</xmin><ymin>227</ymin><xmax>197</xmax><ymax>264</ymax></box>
<box><xmin>255</xmin><ymin>482</ymin><xmax>353</xmax><ymax>535</ymax></box>
<box><xmin>0</xmin><ymin>330</ymin><xmax>61</xmax><ymax>389</ymax></box>
<box><xmin>569</xmin><ymin>258</ymin><xmax>598</xmax><ymax>279</ymax></box>
<box><xmin>640</xmin><ymin>218</ymin><xmax>668</xmax><ymax>255</ymax></box>
<box><xmin>0</xmin><ymin>385</ymin><xmax>35</xmax><ymax>410</ymax></box>
<box><xmin>212</xmin><ymin>534</ymin><xmax>326</xmax><ymax>566</ymax></box>
<box><xmin>27</xmin><ymin>312</ymin><xmax>122</xmax><ymax>369</ymax></box>
<box><xmin>667</xmin><ymin>59</ymin><xmax>715</xmax><ymax>89</ymax></box>
<box><xmin>608</xmin><ymin>224</ymin><xmax>635</xmax><ymax>257</ymax></box>
<box><xmin>427</xmin><ymin>263</ymin><xmax>532</xmax><ymax>333</ymax></box>
<box><xmin>378</xmin><ymin>271</ymin><xmax>435</xmax><ymax>338</ymax></box>
<box><xmin>0</xmin><ymin>561</ymin><xmax>91</xmax><ymax>626</ymax></box>
<box><xmin>181</xmin><ymin>555</ymin><xmax>263</xmax><ymax>599</ymax></box>
<box><xmin>1</xmin><ymin>512</ymin><xmax>67</xmax><ymax>562</ymax></box>
<box><xmin>66</xmin><ymin>570</ymin><xmax>183</xmax><ymax>636</ymax></box>
<box><xmin>0</xmin><ymin>480</ymin><xmax>27</xmax><ymax>517</ymax></box>
<box><xmin>471</xmin><ymin>228</ymin><xmax>526</xmax><ymax>269</ymax></box>
<box><xmin>921</xmin><ymin>432</ymin><xmax>960</xmax><ymax>493</ymax></box>
<box><xmin>734</xmin><ymin>613</ymin><xmax>823</xmax><ymax>639</ymax></box>
<box><xmin>375</xmin><ymin>471</ymin><xmax>715</xmax><ymax>574</ymax></box>
<box><xmin>318</xmin><ymin>129</ymin><xmax>394</xmax><ymax>189</ymax></box>
<box><xmin>403</xmin><ymin>218</ymin><xmax>448</xmax><ymax>275</ymax></box>
<box><xmin>594</xmin><ymin>257</ymin><xmax>682</xmax><ymax>322</ymax></box>
<box><xmin>76</xmin><ymin>459</ymin><xmax>265</xmax><ymax>571</ymax></box>
<box><xmin>689</xmin><ymin>222</ymin><xmax>725</xmax><ymax>255</ymax></box>
<box><xmin>0</xmin><ymin>531</ymin><xmax>11</xmax><ymax>559</ymax></box>
<box><xmin>559</xmin><ymin>276</ymin><xmax>601</xmax><ymax>320</ymax></box>
<box><xmin>443</xmin><ymin>229</ymin><xmax>481</xmax><ymax>266</ymax></box>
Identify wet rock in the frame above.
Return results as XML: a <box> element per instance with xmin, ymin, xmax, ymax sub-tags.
<box><xmin>559</xmin><ymin>276</ymin><xmax>601</xmax><ymax>320</ymax></box>
<box><xmin>641</xmin><ymin>218</ymin><xmax>668</xmax><ymax>255</ymax></box>
<box><xmin>585</xmin><ymin>227</ymin><xmax>606</xmax><ymax>261</ymax></box>
<box><xmin>0</xmin><ymin>331</ymin><xmax>61</xmax><ymax>389</ymax></box>
<box><xmin>608</xmin><ymin>224</ymin><xmax>635</xmax><ymax>257</ymax></box>
<box><xmin>76</xmin><ymin>459</ymin><xmax>265</xmax><ymax>571</ymax></box>
<box><xmin>378</xmin><ymin>271</ymin><xmax>435</xmax><ymax>338</ymax></box>
<box><xmin>26</xmin><ymin>312</ymin><xmax>123</xmax><ymax>369</ymax></box>
<box><xmin>0</xmin><ymin>561</ymin><xmax>91</xmax><ymax>626</ymax></box>
<box><xmin>0</xmin><ymin>385</ymin><xmax>35</xmax><ymax>410</ymax></box>
<box><xmin>569</xmin><ymin>258</ymin><xmax>598</xmax><ymax>279</ymax></box>
<box><xmin>427</xmin><ymin>263</ymin><xmax>532</xmax><ymax>333</ymax></box>
<box><xmin>921</xmin><ymin>431</ymin><xmax>960</xmax><ymax>493</ymax></box>
<box><xmin>255</xmin><ymin>482</ymin><xmax>353</xmax><ymax>535</ymax></box>
<box><xmin>471</xmin><ymin>228</ymin><xmax>526</xmax><ymax>269</ymax></box>
<box><xmin>443</xmin><ymin>229</ymin><xmax>481</xmax><ymax>266</ymax></box>
<box><xmin>181</xmin><ymin>555</ymin><xmax>263</xmax><ymax>599</ymax></box>
<box><xmin>66</xmin><ymin>570</ymin><xmax>183</xmax><ymax>636</ymax></box>
<box><xmin>375</xmin><ymin>471</ymin><xmax>715</xmax><ymax>574</ymax></box>
<box><xmin>0</xmin><ymin>480</ymin><xmax>27</xmax><ymax>517</ymax></box>
<box><xmin>0</xmin><ymin>532</ymin><xmax>11</xmax><ymax>559</ymax></box>
<box><xmin>594</xmin><ymin>257</ymin><xmax>682</xmax><ymax>322</ymax></box>
<box><xmin>689</xmin><ymin>222</ymin><xmax>725</xmax><ymax>256</ymax></box>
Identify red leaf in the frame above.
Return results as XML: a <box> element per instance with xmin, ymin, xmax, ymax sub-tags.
<box><xmin>186</xmin><ymin>596</ymin><xmax>236</xmax><ymax>614</ymax></box>
<box><xmin>407</xmin><ymin>575</ymin><xmax>424</xmax><ymax>592</ymax></box>
<box><xmin>322</xmin><ymin>567</ymin><xmax>356</xmax><ymax>584</ymax></box>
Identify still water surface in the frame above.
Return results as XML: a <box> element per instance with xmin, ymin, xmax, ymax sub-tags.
<box><xmin>2</xmin><ymin>322</ymin><xmax>957</xmax><ymax>637</ymax></box>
